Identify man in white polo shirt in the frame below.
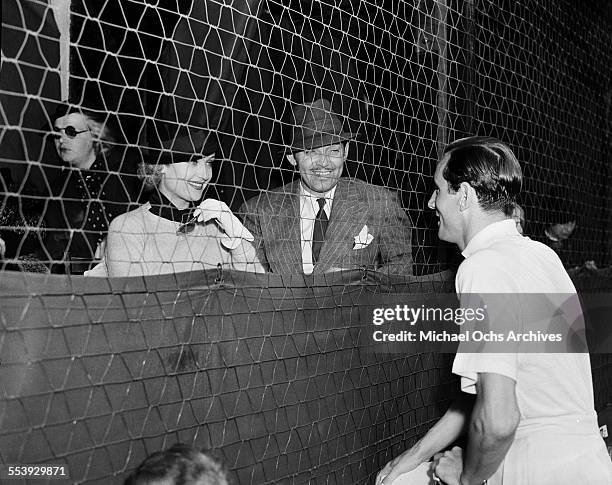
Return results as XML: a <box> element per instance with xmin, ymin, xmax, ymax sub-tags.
<box><xmin>377</xmin><ymin>136</ymin><xmax>611</xmax><ymax>485</ymax></box>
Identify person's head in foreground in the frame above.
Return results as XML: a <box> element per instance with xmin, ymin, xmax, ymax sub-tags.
<box><xmin>53</xmin><ymin>105</ymin><xmax>117</xmax><ymax>170</ymax></box>
<box><xmin>139</xmin><ymin>130</ymin><xmax>218</xmax><ymax>209</ymax></box>
<box><xmin>428</xmin><ymin>136</ymin><xmax>522</xmax><ymax>250</ymax></box>
<box><xmin>285</xmin><ymin>98</ymin><xmax>356</xmax><ymax>196</ymax></box>
<box><xmin>123</xmin><ymin>443</ymin><xmax>229</xmax><ymax>485</ymax></box>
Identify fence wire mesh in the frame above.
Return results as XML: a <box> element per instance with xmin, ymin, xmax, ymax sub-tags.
<box><xmin>2</xmin><ymin>0</ymin><xmax>611</xmax><ymax>274</ymax></box>
<box><xmin>1</xmin><ymin>0</ymin><xmax>611</xmax><ymax>483</ymax></box>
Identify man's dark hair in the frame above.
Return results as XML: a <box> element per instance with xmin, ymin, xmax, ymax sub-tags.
<box><xmin>123</xmin><ymin>443</ymin><xmax>228</xmax><ymax>485</ymax></box>
<box><xmin>442</xmin><ymin>136</ymin><xmax>522</xmax><ymax>216</ymax></box>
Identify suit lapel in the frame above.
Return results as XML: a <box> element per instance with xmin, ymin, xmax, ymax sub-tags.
<box><xmin>315</xmin><ymin>179</ymin><xmax>369</xmax><ymax>272</ymax></box>
<box><xmin>267</xmin><ymin>180</ymin><xmax>302</xmax><ymax>273</ymax></box>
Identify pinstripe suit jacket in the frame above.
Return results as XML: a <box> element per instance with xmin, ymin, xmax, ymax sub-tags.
<box><xmin>239</xmin><ymin>178</ymin><xmax>413</xmax><ymax>275</ymax></box>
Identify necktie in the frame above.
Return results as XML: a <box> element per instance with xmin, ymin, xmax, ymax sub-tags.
<box><xmin>312</xmin><ymin>197</ymin><xmax>328</xmax><ymax>264</ymax></box>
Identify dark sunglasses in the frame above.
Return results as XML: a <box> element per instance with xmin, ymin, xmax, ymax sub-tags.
<box><xmin>52</xmin><ymin>126</ymin><xmax>89</xmax><ymax>139</ymax></box>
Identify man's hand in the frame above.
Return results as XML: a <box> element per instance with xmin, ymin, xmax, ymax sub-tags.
<box><xmin>376</xmin><ymin>448</ymin><xmax>424</xmax><ymax>485</ymax></box>
<box><xmin>433</xmin><ymin>446</ymin><xmax>463</xmax><ymax>485</ymax></box>
<box><xmin>376</xmin><ymin>395</ymin><xmax>475</xmax><ymax>485</ymax></box>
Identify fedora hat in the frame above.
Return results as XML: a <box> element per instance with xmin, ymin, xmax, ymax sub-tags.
<box><xmin>288</xmin><ymin>99</ymin><xmax>356</xmax><ymax>152</ymax></box>
<box><xmin>149</xmin><ymin>124</ymin><xmax>220</xmax><ymax>164</ymax></box>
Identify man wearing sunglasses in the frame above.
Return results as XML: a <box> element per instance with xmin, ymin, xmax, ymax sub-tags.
<box><xmin>43</xmin><ymin>105</ymin><xmax>139</xmax><ymax>273</ymax></box>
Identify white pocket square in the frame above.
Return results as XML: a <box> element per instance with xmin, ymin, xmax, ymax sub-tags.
<box><xmin>353</xmin><ymin>224</ymin><xmax>374</xmax><ymax>250</ymax></box>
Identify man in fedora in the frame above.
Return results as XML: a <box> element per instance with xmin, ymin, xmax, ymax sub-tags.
<box><xmin>239</xmin><ymin>98</ymin><xmax>413</xmax><ymax>275</ymax></box>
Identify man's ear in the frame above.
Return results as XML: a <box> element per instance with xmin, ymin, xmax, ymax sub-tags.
<box><xmin>343</xmin><ymin>142</ymin><xmax>350</xmax><ymax>160</ymax></box>
<box><xmin>286</xmin><ymin>153</ymin><xmax>297</xmax><ymax>167</ymax></box>
<box><xmin>458</xmin><ymin>182</ymin><xmax>474</xmax><ymax>211</ymax></box>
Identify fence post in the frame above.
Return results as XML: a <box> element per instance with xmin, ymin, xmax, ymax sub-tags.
<box><xmin>436</xmin><ymin>0</ymin><xmax>449</xmax><ymax>159</ymax></box>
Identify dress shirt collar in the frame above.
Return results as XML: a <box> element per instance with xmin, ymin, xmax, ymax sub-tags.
<box><xmin>461</xmin><ymin>219</ymin><xmax>520</xmax><ymax>258</ymax></box>
<box><xmin>299</xmin><ymin>182</ymin><xmax>337</xmax><ymax>215</ymax></box>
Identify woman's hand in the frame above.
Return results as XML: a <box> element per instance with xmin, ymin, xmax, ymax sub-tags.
<box><xmin>195</xmin><ymin>199</ymin><xmax>254</xmax><ymax>242</ymax></box>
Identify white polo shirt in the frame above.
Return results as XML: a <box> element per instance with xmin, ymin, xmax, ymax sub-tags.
<box><xmin>452</xmin><ymin>219</ymin><xmax>593</xmax><ymax>404</ymax></box>
<box><xmin>451</xmin><ymin>220</ymin><xmax>609</xmax><ymax>485</ymax></box>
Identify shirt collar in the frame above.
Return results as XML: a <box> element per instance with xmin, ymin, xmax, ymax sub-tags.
<box><xmin>461</xmin><ymin>219</ymin><xmax>519</xmax><ymax>258</ymax></box>
<box><xmin>299</xmin><ymin>183</ymin><xmax>337</xmax><ymax>204</ymax></box>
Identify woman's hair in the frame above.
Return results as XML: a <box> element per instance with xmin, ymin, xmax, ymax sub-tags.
<box><xmin>123</xmin><ymin>443</ymin><xmax>228</xmax><ymax>485</ymax></box>
<box><xmin>60</xmin><ymin>106</ymin><xmax>120</xmax><ymax>156</ymax></box>
<box><xmin>442</xmin><ymin>136</ymin><xmax>522</xmax><ymax>216</ymax></box>
<box><xmin>137</xmin><ymin>162</ymin><xmax>164</xmax><ymax>190</ymax></box>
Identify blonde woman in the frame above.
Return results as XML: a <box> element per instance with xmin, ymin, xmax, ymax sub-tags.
<box><xmin>97</xmin><ymin>130</ymin><xmax>264</xmax><ymax>277</ymax></box>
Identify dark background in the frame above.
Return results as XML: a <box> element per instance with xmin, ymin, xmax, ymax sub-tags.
<box><xmin>3</xmin><ymin>0</ymin><xmax>611</xmax><ymax>272</ymax></box>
